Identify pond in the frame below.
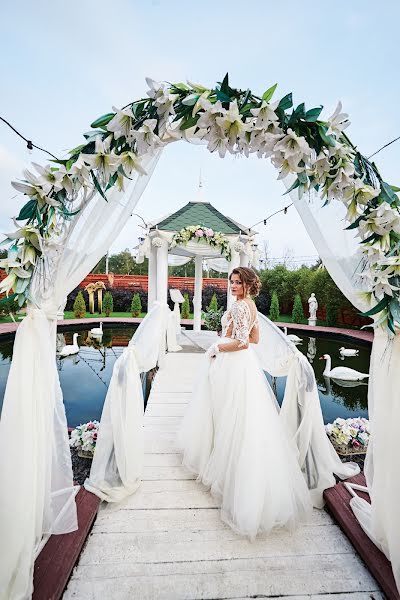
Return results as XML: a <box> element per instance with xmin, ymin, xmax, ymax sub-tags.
<box><xmin>267</xmin><ymin>329</ymin><xmax>370</xmax><ymax>424</ymax></box>
<box><xmin>0</xmin><ymin>325</ymin><xmax>370</xmax><ymax>427</ymax></box>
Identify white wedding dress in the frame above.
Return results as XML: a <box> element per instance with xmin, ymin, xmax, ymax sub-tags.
<box><xmin>178</xmin><ymin>299</ymin><xmax>313</xmax><ymax>539</ymax></box>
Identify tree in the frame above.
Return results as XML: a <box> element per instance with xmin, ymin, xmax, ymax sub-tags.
<box><xmin>73</xmin><ymin>291</ymin><xmax>86</xmax><ymax>318</ymax></box>
<box><xmin>103</xmin><ymin>291</ymin><xmax>114</xmax><ymax>316</ymax></box>
<box><xmin>207</xmin><ymin>293</ymin><xmax>218</xmax><ymax>312</ymax></box>
<box><xmin>130</xmin><ymin>293</ymin><xmax>142</xmax><ymax>317</ymax></box>
<box><xmin>292</xmin><ymin>294</ymin><xmax>304</xmax><ymax>323</ymax></box>
<box><xmin>181</xmin><ymin>293</ymin><xmax>190</xmax><ymax>319</ymax></box>
<box><xmin>269</xmin><ymin>291</ymin><xmax>280</xmax><ymax>322</ymax></box>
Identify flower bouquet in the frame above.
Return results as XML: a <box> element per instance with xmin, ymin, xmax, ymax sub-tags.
<box><xmin>69</xmin><ymin>420</ymin><xmax>99</xmax><ymax>459</ymax></box>
<box><xmin>325</xmin><ymin>417</ymin><xmax>370</xmax><ymax>456</ymax></box>
<box><xmin>170</xmin><ymin>225</ymin><xmax>231</xmax><ymax>261</ymax></box>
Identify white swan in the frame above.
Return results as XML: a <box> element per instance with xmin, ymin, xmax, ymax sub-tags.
<box><xmin>59</xmin><ymin>333</ymin><xmax>80</xmax><ymax>357</ymax></box>
<box><xmin>319</xmin><ymin>354</ymin><xmax>369</xmax><ymax>381</ymax></box>
<box><xmin>90</xmin><ymin>322</ymin><xmax>103</xmax><ymax>336</ymax></box>
<box><xmin>339</xmin><ymin>346</ymin><xmax>359</xmax><ymax>357</ymax></box>
<box><xmin>283</xmin><ymin>326</ymin><xmax>302</xmax><ymax>343</ymax></box>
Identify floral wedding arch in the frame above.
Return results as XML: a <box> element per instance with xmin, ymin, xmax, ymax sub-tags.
<box><xmin>1</xmin><ymin>74</ymin><xmax>400</xmax><ymax>598</ymax></box>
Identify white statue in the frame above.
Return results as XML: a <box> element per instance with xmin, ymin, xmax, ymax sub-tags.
<box><xmin>308</xmin><ymin>293</ymin><xmax>318</xmax><ymax>320</ymax></box>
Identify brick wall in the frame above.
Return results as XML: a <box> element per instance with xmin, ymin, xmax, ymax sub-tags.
<box><xmin>79</xmin><ymin>273</ymin><xmax>228</xmax><ymax>292</ymax></box>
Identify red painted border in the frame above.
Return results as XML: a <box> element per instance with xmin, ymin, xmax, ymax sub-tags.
<box><xmin>324</xmin><ymin>473</ymin><xmax>399</xmax><ymax>600</ymax></box>
<box><xmin>32</xmin><ymin>487</ymin><xmax>100</xmax><ymax>600</ymax></box>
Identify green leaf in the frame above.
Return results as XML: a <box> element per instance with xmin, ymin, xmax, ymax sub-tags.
<box><xmin>220</xmin><ymin>73</ymin><xmax>230</xmax><ymax>95</ymax></box>
<box><xmin>90</xmin><ymin>113</ymin><xmax>115</xmax><ymax>129</ymax></box>
<box><xmin>277</xmin><ymin>93</ymin><xmax>293</xmax><ymax>111</ymax></box>
<box><xmin>0</xmin><ymin>293</ymin><xmax>17</xmax><ymax>305</ymax></box>
<box><xmin>390</xmin><ymin>184</ymin><xmax>400</xmax><ymax>192</ymax></box>
<box><xmin>305</xmin><ymin>106</ymin><xmax>323</xmax><ymax>122</ymax></box>
<box><xmin>345</xmin><ymin>214</ymin><xmax>367</xmax><ymax>230</ymax></box>
<box><xmin>172</xmin><ymin>83</ymin><xmax>190</xmax><ymax>91</ymax></box>
<box><xmin>216</xmin><ymin>89</ymin><xmax>231</xmax><ymax>104</ymax></box>
<box><xmin>91</xmin><ymin>171</ymin><xmax>108</xmax><ymax>202</ymax></box>
<box><xmin>361</xmin><ymin>296</ymin><xmax>389</xmax><ymax>317</ymax></box>
<box><xmin>317</xmin><ymin>124</ymin><xmax>336</xmax><ymax>147</ymax></box>
<box><xmin>262</xmin><ymin>83</ymin><xmax>277</xmax><ymax>102</ymax></box>
<box><xmin>288</xmin><ymin>102</ymin><xmax>306</xmax><ymax>127</ymax></box>
<box><xmin>182</xmin><ymin>93</ymin><xmax>200</xmax><ymax>106</ymax></box>
<box><xmin>380</xmin><ymin>181</ymin><xmax>398</xmax><ymax>204</ymax></box>
<box><xmin>180</xmin><ymin>116</ymin><xmax>200</xmax><ymax>131</ymax></box>
<box><xmin>283</xmin><ymin>178</ymin><xmax>300</xmax><ymax>195</ymax></box>
<box><xmin>16</xmin><ymin>199</ymin><xmax>37</xmax><ymax>221</ymax></box>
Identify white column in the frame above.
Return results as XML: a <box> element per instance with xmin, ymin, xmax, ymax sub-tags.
<box><xmin>153</xmin><ymin>237</ymin><xmax>168</xmax><ymax>304</ymax></box>
<box><xmin>193</xmin><ymin>255</ymin><xmax>203</xmax><ymax>332</ymax></box>
<box><xmin>240</xmin><ymin>251</ymin><xmax>249</xmax><ymax>267</ymax></box>
<box><xmin>227</xmin><ymin>248</ymin><xmax>240</xmax><ymax>309</ymax></box>
<box><xmin>147</xmin><ymin>242</ymin><xmax>157</xmax><ymax>308</ymax></box>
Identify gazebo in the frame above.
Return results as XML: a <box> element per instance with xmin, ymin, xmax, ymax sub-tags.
<box><xmin>137</xmin><ymin>182</ymin><xmax>259</xmax><ymax>331</ymax></box>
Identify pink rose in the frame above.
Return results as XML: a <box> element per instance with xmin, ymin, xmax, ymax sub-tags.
<box><xmin>195</xmin><ymin>229</ymin><xmax>204</xmax><ymax>237</ymax></box>
<box><xmin>205</xmin><ymin>228</ymin><xmax>214</xmax><ymax>237</ymax></box>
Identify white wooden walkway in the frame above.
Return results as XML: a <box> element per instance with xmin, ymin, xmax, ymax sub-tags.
<box><xmin>64</xmin><ymin>348</ymin><xmax>383</xmax><ymax>600</ymax></box>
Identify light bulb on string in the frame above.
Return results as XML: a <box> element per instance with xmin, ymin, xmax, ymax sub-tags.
<box><xmin>27</xmin><ymin>140</ymin><xmax>33</xmax><ymax>155</ymax></box>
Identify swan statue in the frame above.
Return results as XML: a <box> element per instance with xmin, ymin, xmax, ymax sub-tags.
<box><xmin>339</xmin><ymin>347</ymin><xmax>359</xmax><ymax>357</ymax></box>
<box><xmin>283</xmin><ymin>326</ymin><xmax>302</xmax><ymax>343</ymax></box>
<box><xmin>319</xmin><ymin>354</ymin><xmax>369</xmax><ymax>381</ymax></box>
<box><xmin>59</xmin><ymin>333</ymin><xmax>80</xmax><ymax>357</ymax></box>
<box><xmin>90</xmin><ymin>322</ymin><xmax>103</xmax><ymax>336</ymax></box>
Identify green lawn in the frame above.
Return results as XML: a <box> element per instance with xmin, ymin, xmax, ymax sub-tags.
<box><xmin>63</xmin><ymin>311</ymin><xmax>148</xmax><ymax>319</ymax></box>
<box><xmin>273</xmin><ymin>314</ymin><xmax>326</xmax><ymax>326</ymax></box>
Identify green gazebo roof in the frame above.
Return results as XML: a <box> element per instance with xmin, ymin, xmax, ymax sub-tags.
<box><xmin>150</xmin><ymin>202</ymin><xmax>253</xmax><ymax>235</ymax></box>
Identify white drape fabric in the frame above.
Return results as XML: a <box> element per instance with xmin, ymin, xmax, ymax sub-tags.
<box><xmin>85</xmin><ymin>302</ymin><xmax>177</xmax><ymax>502</ymax></box>
<box><xmin>286</xmin><ymin>180</ymin><xmax>400</xmax><ymax>591</ymax></box>
<box><xmin>0</xmin><ymin>152</ymin><xmax>161</xmax><ymax>600</ymax></box>
<box><xmin>207</xmin><ymin>257</ymin><xmax>230</xmax><ymax>273</ymax></box>
<box><xmin>254</xmin><ymin>313</ymin><xmax>359</xmax><ymax>507</ymax></box>
<box><xmin>168</xmin><ymin>255</ymin><xmax>192</xmax><ymax>267</ymax></box>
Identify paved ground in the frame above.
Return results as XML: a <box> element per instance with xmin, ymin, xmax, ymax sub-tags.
<box><xmin>63</xmin><ymin>349</ymin><xmax>382</xmax><ymax>600</ymax></box>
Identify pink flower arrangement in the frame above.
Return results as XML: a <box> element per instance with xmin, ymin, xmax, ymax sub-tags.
<box><xmin>195</xmin><ymin>229</ymin><xmax>204</xmax><ymax>237</ymax></box>
<box><xmin>205</xmin><ymin>228</ymin><xmax>214</xmax><ymax>237</ymax></box>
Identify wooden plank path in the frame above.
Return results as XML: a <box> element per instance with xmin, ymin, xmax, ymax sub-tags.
<box><xmin>64</xmin><ymin>350</ymin><xmax>383</xmax><ymax>600</ymax></box>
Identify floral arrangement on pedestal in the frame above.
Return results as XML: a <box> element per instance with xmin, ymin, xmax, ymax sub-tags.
<box><xmin>170</xmin><ymin>225</ymin><xmax>231</xmax><ymax>261</ymax></box>
<box><xmin>69</xmin><ymin>420</ymin><xmax>99</xmax><ymax>458</ymax></box>
<box><xmin>325</xmin><ymin>417</ymin><xmax>370</xmax><ymax>455</ymax></box>
<box><xmin>3</xmin><ymin>73</ymin><xmax>400</xmax><ymax>333</ymax></box>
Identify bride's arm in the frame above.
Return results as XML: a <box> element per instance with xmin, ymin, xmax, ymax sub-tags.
<box><xmin>217</xmin><ymin>302</ymin><xmax>250</xmax><ymax>353</ymax></box>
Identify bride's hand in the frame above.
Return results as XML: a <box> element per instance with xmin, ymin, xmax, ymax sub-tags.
<box><xmin>205</xmin><ymin>343</ymin><xmax>220</xmax><ymax>359</ymax></box>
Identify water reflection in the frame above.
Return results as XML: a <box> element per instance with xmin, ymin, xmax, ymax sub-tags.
<box><xmin>267</xmin><ymin>332</ymin><xmax>370</xmax><ymax>424</ymax></box>
<box><xmin>0</xmin><ymin>326</ymin><xmax>370</xmax><ymax>427</ymax></box>
<box><xmin>0</xmin><ymin>326</ymin><xmax>137</xmax><ymax>428</ymax></box>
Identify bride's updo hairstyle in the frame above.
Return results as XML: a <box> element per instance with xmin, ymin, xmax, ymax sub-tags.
<box><xmin>230</xmin><ymin>267</ymin><xmax>261</xmax><ymax>297</ymax></box>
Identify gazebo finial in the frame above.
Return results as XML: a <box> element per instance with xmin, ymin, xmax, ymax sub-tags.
<box><xmin>195</xmin><ymin>169</ymin><xmax>205</xmax><ymax>202</ymax></box>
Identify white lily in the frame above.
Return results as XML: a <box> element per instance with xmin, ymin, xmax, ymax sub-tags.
<box><xmin>70</xmin><ymin>155</ymin><xmax>92</xmax><ymax>189</ymax></box>
<box><xmin>215</xmin><ymin>101</ymin><xmax>248</xmax><ymax>150</ymax></box>
<box><xmin>81</xmin><ymin>136</ymin><xmax>120</xmax><ymax>182</ymax></box>
<box><xmin>119</xmin><ymin>151</ymin><xmax>147</xmax><ymax>176</ymax></box>
<box><xmin>311</xmin><ymin>151</ymin><xmax>332</xmax><ymax>184</ymax></box>
<box><xmin>206</xmin><ymin>129</ymin><xmax>229</xmax><ymax>158</ymax></box>
<box><xmin>250</xmin><ymin>100</ymin><xmax>279</xmax><ymax>129</ymax></box>
<box><xmin>197</xmin><ymin>98</ymin><xmax>225</xmax><ymax>130</ymax></box>
<box><xmin>33</xmin><ymin>163</ymin><xmax>64</xmax><ymax>193</ymax></box>
<box><xmin>0</xmin><ymin>271</ymin><xmax>17</xmax><ymax>294</ymax></box>
<box><xmin>343</xmin><ymin>178</ymin><xmax>380</xmax><ymax>206</ymax></box>
<box><xmin>250</xmin><ymin>130</ymin><xmax>283</xmax><ymax>159</ymax></box>
<box><xmin>5</xmin><ymin>222</ymin><xmax>43</xmax><ymax>251</ymax></box>
<box><xmin>273</xmin><ymin>128</ymin><xmax>311</xmax><ymax>169</ymax></box>
<box><xmin>325</xmin><ymin>161</ymin><xmax>355</xmax><ymax>200</ymax></box>
<box><xmin>373</xmin><ymin>268</ymin><xmax>400</xmax><ymax>299</ymax></box>
<box><xmin>12</xmin><ymin>167</ymin><xmax>53</xmax><ymax>201</ymax></box>
<box><xmin>326</xmin><ymin>102</ymin><xmax>350</xmax><ymax>138</ymax></box>
<box><xmin>130</xmin><ymin>119</ymin><xmax>162</xmax><ymax>156</ymax></box>
<box><xmin>271</xmin><ymin>152</ymin><xmax>304</xmax><ymax>180</ymax></box>
<box><xmin>107</xmin><ymin>106</ymin><xmax>135</xmax><ymax>140</ymax></box>
<box><xmin>358</xmin><ymin>205</ymin><xmax>400</xmax><ymax>238</ymax></box>
<box><xmin>145</xmin><ymin>78</ymin><xmax>178</xmax><ymax>117</ymax></box>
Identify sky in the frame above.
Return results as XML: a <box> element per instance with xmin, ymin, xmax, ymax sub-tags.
<box><xmin>1</xmin><ymin>0</ymin><xmax>399</xmax><ymax>265</ymax></box>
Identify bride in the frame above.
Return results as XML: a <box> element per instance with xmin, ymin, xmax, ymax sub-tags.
<box><xmin>178</xmin><ymin>267</ymin><xmax>313</xmax><ymax>539</ymax></box>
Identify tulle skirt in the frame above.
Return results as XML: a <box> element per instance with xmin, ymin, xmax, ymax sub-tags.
<box><xmin>177</xmin><ymin>339</ymin><xmax>313</xmax><ymax>539</ymax></box>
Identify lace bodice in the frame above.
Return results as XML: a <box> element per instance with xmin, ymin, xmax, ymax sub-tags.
<box><xmin>221</xmin><ymin>300</ymin><xmax>258</xmax><ymax>346</ymax></box>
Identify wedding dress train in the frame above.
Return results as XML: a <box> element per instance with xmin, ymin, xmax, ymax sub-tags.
<box><xmin>177</xmin><ymin>300</ymin><xmax>313</xmax><ymax>539</ymax></box>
